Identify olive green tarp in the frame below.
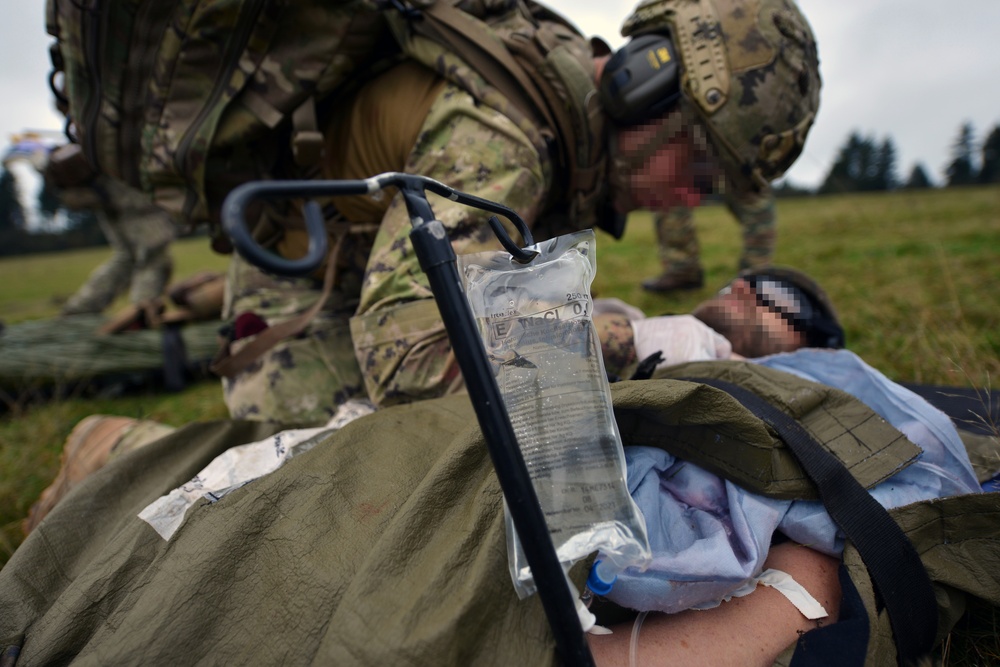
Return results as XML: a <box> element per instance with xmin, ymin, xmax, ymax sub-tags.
<box><xmin>2</xmin><ymin>363</ymin><xmax>999</xmax><ymax>666</ymax></box>
<box><xmin>0</xmin><ymin>315</ymin><xmax>221</xmax><ymax>391</ymax></box>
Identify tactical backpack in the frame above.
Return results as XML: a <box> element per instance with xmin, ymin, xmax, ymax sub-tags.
<box><xmin>45</xmin><ymin>0</ymin><xmax>605</xmax><ymax>233</ymax></box>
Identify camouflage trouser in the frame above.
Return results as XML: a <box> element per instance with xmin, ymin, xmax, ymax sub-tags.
<box><xmin>220</xmin><ymin>253</ymin><xmax>367</xmax><ymax>427</ymax></box>
<box><xmin>653</xmin><ymin>206</ymin><xmax>700</xmax><ymax>276</ymax></box>
<box><xmin>61</xmin><ymin>180</ymin><xmax>176</xmax><ymax>315</ymax></box>
<box><xmin>653</xmin><ymin>188</ymin><xmax>776</xmax><ymax>275</ymax></box>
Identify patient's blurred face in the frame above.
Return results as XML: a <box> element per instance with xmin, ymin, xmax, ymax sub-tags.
<box><xmin>692</xmin><ymin>278</ymin><xmax>806</xmax><ymax>358</ymax></box>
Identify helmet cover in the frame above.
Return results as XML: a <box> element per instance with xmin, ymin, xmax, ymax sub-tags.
<box><xmin>620</xmin><ymin>0</ymin><xmax>821</xmax><ymax>191</ymax></box>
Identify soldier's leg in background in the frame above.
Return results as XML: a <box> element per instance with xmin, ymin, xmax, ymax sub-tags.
<box><xmin>219</xmin><ymin>253</ymin><xmax>368</xmax><ymax>427</ymax></box>
<box><xmin>126</xmin><ymin>234</ymin><xmax>175</xmax><ymax>305</ymax></box>
<box><xmin>730</xmin><ymin>188</ymin><xmax>777</xmax><ymax>272</ymax></box>
<box><xmin>60</xmin><ymin>211</ymin><xmax>135</xmax><ymax>316</ymax></box>
<box><xmin>641</xmin><ymin>207</ymin><xmax>704</xmax><ymax>292</ymax></box>
<box><xmin>128</xmin><ymin>245</ymin><xmax>174</xmax><ymax>305</ymax></box>
<box><xmin>113</xmin><ymin>185</ymin><xmax>178</xmax><ymax>305</ymax></box>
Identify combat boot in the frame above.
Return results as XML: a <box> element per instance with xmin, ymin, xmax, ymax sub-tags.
<box><xmin>641</xmin><ymin>268</ymin><xmax>704</xmax><ymax>293</ymax></box>
<box><xmin>23</xmin><ymin>415</ymin><xmax>175</xmax><ymax>534</ymax></box>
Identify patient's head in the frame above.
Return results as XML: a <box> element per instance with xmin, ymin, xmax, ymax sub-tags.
<box><xmin>693</xmin><ymin>267</ymin><xmax>845</xmax><ymax>358</ymax></box>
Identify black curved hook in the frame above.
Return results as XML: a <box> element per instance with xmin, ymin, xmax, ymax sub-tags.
<box><xmin>221</xmin><ymin>173</ymin><xmax>539</xmax><ymax>276</ymax></box>
<box><xmin>224</xmin><ymin>180</ymin><xmax>338</xmax><ymax>276</ymax></box>
<box><xmin>414</xmin><ymin>177</ymin><xmax>539</xmax><ymax>263</ymax></box>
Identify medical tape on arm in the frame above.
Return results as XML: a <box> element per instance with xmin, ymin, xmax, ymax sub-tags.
<box><xmin>756</xmin><ymin>568</ymin><xmax>829</xmax><ymax>620</ymax></box>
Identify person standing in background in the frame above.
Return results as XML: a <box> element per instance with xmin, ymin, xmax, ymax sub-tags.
<box><xmin>57</xmin><ymin>175</ymin><xmax>176</xmax><ymax>317</ymax></box>
<box><xmin>642</xmin><ymin>186</ymin><xmax>776</xmax><ymax>293</ymax></box>
<box><xmin>37</xmin><ymin>142</ymin><xmax>178</xmax><ymax>317</ymax></box>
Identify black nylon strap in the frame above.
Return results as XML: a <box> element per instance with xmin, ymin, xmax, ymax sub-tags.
<box><xmin>790</xmin><ymin>564</ymin><xmax>869</xmax><ymax>667</ymax></box>
<box><xmin>686</xmin><ymin>377</ymin><xmax>938</xmax><ymax>666</ymax></box>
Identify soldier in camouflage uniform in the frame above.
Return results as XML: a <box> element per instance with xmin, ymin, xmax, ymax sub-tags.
<box><xmin>216</xmin><ymin>0</ymin><xmax>821</xmax><ymax>426</ymax></box>
<box><xmin>643</xmin><ymin>186</ymin><xmax>776</xmax><ymax>292</ymax></box>
<box><xmin>2</xmin><ymin>134</ymin><xmax>177</xmax><ymax>317</ymax></box>
<box><xmin>60</xmin><ymin>177</ymin><xmax>176</xmax><ymax>316</ymax></box>
<box><xmin>219</xmin><ymin>64</ymin><xmax>555</xmax><ymax>423</ymax></box>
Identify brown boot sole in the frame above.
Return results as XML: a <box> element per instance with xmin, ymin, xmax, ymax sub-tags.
<box><xmin>23</xmin><ymin>415</ymin><xmax>137</xmax><ymax>535</ymax></box>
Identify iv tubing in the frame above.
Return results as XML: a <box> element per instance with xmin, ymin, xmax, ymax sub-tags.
<box><xmin>629</xmin><ymin>611</ymin><xmax>649</xmax><ymax>667</ymax></box>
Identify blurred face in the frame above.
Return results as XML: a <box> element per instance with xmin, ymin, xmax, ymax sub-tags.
<box><xmin>692</xmin><ymin>278</ymin><xmax>807</xmax><ymax>358</ymax></box>
<box><xmin>609</xmin><ymin>112</ymin><xmax>721</xmax><ymax>214</ymax></box>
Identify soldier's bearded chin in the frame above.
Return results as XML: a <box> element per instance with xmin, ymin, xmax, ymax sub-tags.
<box><xmin>692</xmin><ymin>300</ymin><xmax>754</xmax><ymax>357</ymax></box>
<box><xmin>695</xmin><ymin>301</ymin><xmax>798</xmax><ymax>358</ymax></box>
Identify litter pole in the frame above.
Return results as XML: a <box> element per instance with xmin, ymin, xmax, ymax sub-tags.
<box><xmin>222</xmin><ymin>175</ymin><xmax>596</xmax><ymax>666</ymax></box>
<box><xmin>407</xmin><ymin>217</ymin><xmax>596</xmax><ymax>666</ymax></box>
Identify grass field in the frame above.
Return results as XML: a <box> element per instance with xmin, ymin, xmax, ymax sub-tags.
<box><xmin>0</xmin><ymin>233</ymin><xmax>231</xmax><ymax>324</ymax></box>
<box><xmin>0</xmin><ymin>186</ymin><xmax>998</xmax><ymax>662</ymax></box>
<box><xmin>594</xmin><ymin>186</ymin><xmax>1000</xmax><ymax>389</ymax></box>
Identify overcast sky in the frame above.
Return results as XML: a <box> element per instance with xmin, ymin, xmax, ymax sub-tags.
<box><xmin>2</xmin><ymin>0</ymin><xmax>998</xmax><ymax>188</ymax></box>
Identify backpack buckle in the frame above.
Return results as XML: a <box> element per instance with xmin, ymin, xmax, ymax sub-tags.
<box><xmin>292</xmin><ymin>130</ymin><xmax>325</xmax><ymax>167</ymax></box>
<box><xmin>291</xmin><ymin>99</ymin><xmax>325</xmax><ymax>167</ymax></box>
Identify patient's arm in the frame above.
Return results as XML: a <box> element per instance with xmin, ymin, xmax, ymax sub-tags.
<box><xmin>588</xmin><ymin>543</ymin><xmax>842</xmax><ymax>667</ymax></box>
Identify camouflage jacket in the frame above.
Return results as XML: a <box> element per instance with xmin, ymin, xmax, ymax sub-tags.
<box><xmin>223</xmin><ymin>66</ymin><xmax>635</xmax><ymax>422</ymax></box>
<box><xmin>272</xmin><ymin>64</ymin><xmax>637</xmax><ymax>409</ymax></box>
<box><xmin>340</xmin><ymin>75</ymin><xmax>578</xmax><ymax>405</ymax></box>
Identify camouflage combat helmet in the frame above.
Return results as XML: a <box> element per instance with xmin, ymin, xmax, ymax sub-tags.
<box><xmin>621</xmin><ymin>0</ymin><xmax>821</xmax><ymax>191</ymax></box>
<box><xmin>738</xmin><ymin>265</ymin><xmax>845</xmax><ymax>349</ymax></box>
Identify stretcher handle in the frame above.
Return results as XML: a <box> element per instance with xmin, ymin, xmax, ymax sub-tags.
<box><xmin>222</xmin><ymin>173</ymin><xmax>538</xmax><ymax>277</ymax></box>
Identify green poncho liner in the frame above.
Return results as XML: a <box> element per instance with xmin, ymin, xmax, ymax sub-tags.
<box><xmin>0</xmin><ymin>315</ymin><xmax>221</xmax><ymax>390</ymax></box>
<box><xmin>2</xmin><ymin>364</ymin><xmax>999</xmax><ymax>666</ymax></box>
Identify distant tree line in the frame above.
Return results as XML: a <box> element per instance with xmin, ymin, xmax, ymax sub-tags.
<box><xmin>818</xmin><ymin>132</ymin><xmax>899</xmax><ymax>194</ymax></box>
<box><xmin>945</xmin><ymin>122</ymin><xmax>1000</xmax><ymax>187</ymax></box>
<box><xmin>813</xmin><ymin>121</ymin><xmax>1000</xmax><ymax>195</ymax></box>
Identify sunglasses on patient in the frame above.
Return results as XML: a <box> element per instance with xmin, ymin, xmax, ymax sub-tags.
<box><xmin>722</xmin><ymin>276</ymin><xmax>816</xmax><ymax>330</ymax></box>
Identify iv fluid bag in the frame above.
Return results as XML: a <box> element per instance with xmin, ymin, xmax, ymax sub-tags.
<box><xmin>459</xmin><ymin>229</ymin><xmax>650</xmax><ymax>598</ymax></box>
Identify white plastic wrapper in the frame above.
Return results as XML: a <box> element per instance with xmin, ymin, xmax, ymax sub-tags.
<box><xmin>459</xmin><ymin>229</ymin><xmax>651</xmax><ymax>598</ymax></box>
<box><xmin>139</xmin><ymin>400</ymin><xmax>375</xmax><ymax>540</ymax></box>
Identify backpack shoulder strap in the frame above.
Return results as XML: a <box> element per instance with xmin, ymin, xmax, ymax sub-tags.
<box><xmin>399</xmin><ymin>0</ymin><xmax>605</xmax><ymax>221</ymax></box>
<box><xmin>410</xmin><ymin>2</ymin><xmax>559</xmax><ymax>151</ymax></box>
